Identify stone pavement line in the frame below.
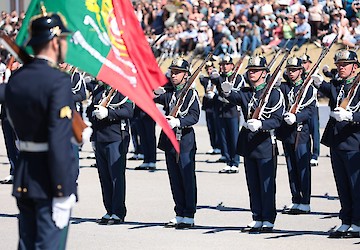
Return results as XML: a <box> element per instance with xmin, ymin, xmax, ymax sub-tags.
<box><xmin>0</xmin><ymin>126</ymin><xmax>359</xmax><ymax>249</ymax></box>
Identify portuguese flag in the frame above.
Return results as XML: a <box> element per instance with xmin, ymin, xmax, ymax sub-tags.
<box><xmin>16</xmin><ymin>0</ymin><xmax>179</xmax><ymax>152</ymax></box>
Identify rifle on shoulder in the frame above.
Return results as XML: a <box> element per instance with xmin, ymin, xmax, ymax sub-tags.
<box><xmin>289</xmin><ymin>34</ymin><xmax>338</xmax><ymax>114</ymax></box>
<box><xmin>0</xmin><ymin>33</ymin><xmax>88</xmax><ymax>143</ymax></box>
<box><xmin>252</xmin><ymin>49</ymin><xmax>291</xmax><ymax>119</ymax></box>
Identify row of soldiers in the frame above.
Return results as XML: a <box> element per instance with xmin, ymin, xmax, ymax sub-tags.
<box><xmin>190</xmin><ymin>49</ymin><xmax>360</xmax><ymax>237</ymax></box>
<box><xmin>1</xmin><ymin>9</ymin><xmax>360</xmax><ymax>250</ymax></box>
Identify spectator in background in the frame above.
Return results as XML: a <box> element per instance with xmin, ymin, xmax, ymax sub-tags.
<box><xmin>261</xmin><ymin>16</ymin><xmax>283</xmax><ymax>54</ymax></box>
<box><xmin>308</xmin><ymin>0</ymin><xmax>323</xmax><ymax>42</ymax></box>
<box><xmin>293</xmin><ymin>12</ymin><xmax>311</xmax><ymax>51</ymax></box>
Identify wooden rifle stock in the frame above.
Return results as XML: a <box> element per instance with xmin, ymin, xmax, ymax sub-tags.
<box><xmin>289</xmin><ymin>34</ymin><xmax>338</xmax><ymax>114</ymax></box>
<box><xmin>99</xmin><ymin>88</ymin><xmax>116</xmax><ymax>107</ymax></box>
<box><xmin>0</xmin><ymin>33</ymin><xmax>87</xmax><ymax>143</ymax></box>
<box><xmin>228</xmin><ymin>53</ymin><xmax>247</xmax><ymax>83</ymax></box>
<box><xmin>169</xmin><ymin>49</ymin><xmax>215</xmax><ymax>117</ymax></box>
<box><xmin>268</xmin><ymin>39</ymin><xmax>290</xmax><ymax>70</ymax></box>
<box><xmin>339</xmin><ymin>72</ymin><xmax>360</xmax><ymax>109</ymax></box>
<box><xmin>252</xmin><ymin>49</ymin><xmax>291</xmax><ymax>119</ymax></box>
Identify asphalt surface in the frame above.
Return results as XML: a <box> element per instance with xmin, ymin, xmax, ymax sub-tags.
<box><xmin>0</xmin><ymin>113</ymin><xmax>359</xmax><ymax>249</ymax></box>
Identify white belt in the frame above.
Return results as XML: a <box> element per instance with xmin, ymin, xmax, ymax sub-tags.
<box><xmin>17</xmin><ymin>141</ymin><xmax>49</xmax><ymax>152</ymax></box>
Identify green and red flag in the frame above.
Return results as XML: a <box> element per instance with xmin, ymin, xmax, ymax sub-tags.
<box><xmin>16</xmin><ymin>0</ymin><xmax>179</xmax><ymax>152</ymax></box>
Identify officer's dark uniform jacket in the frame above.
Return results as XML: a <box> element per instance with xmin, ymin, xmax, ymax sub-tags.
<box><xmin>71</xmin><ymin>71</ymin><xmax>86</xmax><ymax>110</ymax></box>
<box><xmin>211</xmin><ymin>73</ymin><xmax>244</xmax><ymax>118</ymax></box>
<box><xmin>277</xmin><ymin>80</ymin><xmax>316</xmax><ymax>144</ymax></box>
<box><xmin>319</xmin><ymin>77</ymin><xmax>360</xmax><ymax>149</ymax></box>
<box><xmin>87</xmin><ymin>85</ymin><xmax>134</xmax><ymax>143</ymax></box>
<box><xmin>155</xmin><ymin>87</ymin><xmax>200</xmax><ymax>152</ymax></box>
<box><xmin>225</xmin><ymin>83</ymin><xmax>284</xmax><ymax>158</ymax></box>
<box><xmin>199</xmin><ymin>76</ymin><xmax>215</xmax><ymax>113</ymax></box>
<box><xmin>5</xmin><ymin>58</ymin><xmax>77</xmax><ymax>199</ymax></box>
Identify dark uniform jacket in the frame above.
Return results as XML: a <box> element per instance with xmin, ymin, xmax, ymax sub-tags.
<box><xmin>5</xmin><ymin>58</ymin><xmax>76</xmax><ymax>199</ymax></box>
<box><xmin>226</xmin><ymin>85</ymin><xmax>284</xmax><ymax>158</ymax></box>
<box><xmin>155</xmin><ymin>87</ymin><xmax>200</xmax><ymax>153</ymax></box>
<box><xmin>277</xmin><ymin>80</ymin><xmax>316</xmax><ymax>144</ymax></box>
<box><xmin>199</xmin><ymin>76</ymin><xmax>215</xmax><ymax>113</ymax></box>
<box><xmin>87</xmin><ymin>85</ymin><xmax>134</xmax><ymax>143</ymax></box>
<box><xmin>319</xmin><ymin>78</ymin><xmax>360</xmax><ymax>150</ymax></box>
<box><xmin>211</xmin><ymin>73</ymin><xmax>244</xmax><ymax>118</ymax></box>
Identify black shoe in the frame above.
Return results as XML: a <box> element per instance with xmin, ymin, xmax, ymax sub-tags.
<box><xmin>261</xmin><ymin>227</ymin><xmax>273</xmax><ymax>232</ymax></box>
<box><xmin>134</xmin><ymin>166</ymin><xmax>150</xmax><ymax>170</ymax></box>
<box><xmin>175</xmin><ymin>222</ymin><xmax>194</xmax><ymax>229</ymax></box>
<box><xmin>248</xmin><ymin>227</ymin><xmax>262</xmax><ymax>233</ymax></box>
<box><xmin>345</xmin><ymin>231</ymin><xmax>360</xmax><ymax>238</ymax></box>
<box><xmin>218</xmin><ymin>169</ymin><xmax>230</xmax><ymax>174</ymax></box>
<box><xmin>107</xmin><ymin>218</ymin><xmax>124</xmax><ymax>225</ymax></box>
<box><xmin>164</xmin><ymin>221</ymin><xmax>177</xmax><ymax>228</ymax></box>
<box><xmin>288</xmin><ymin>208</ymin><xmax>310</xmax><ymax>215</ymax></box>
<box><xmin>96</xmin><ymin>217</ymin><xmax>110</xmax><ymax>225</ymax></box>
<box><xmin>329</xmin><ymin>230</ymin><xmax>348</xmax><ymax>238</ymax></box>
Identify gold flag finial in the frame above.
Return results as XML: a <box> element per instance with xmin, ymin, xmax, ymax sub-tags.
<box><xmin>40</xmin><ymin>1</ymin><xmax>48</xmax><ymax>16</ymax></box>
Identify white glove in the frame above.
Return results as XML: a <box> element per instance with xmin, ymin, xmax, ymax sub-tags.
<box><xmin>330</xmin><ymin>107</ymin><xmax>353</xmax><ymax>122</ymax></box>
<box><xmin>166</xmin><ymin>116</ymin><xmax>180</xmax><ymax>129</ymax></box>
<box><xmin>4</xmin><ymin>68</ymin><xmax>11</xmax><ymax>83</ymax></box>
<box><xmin>284</xmin><ymin>112</ymin><xmax>296</xmax><ymax>125</ymax></box>
<box><xmin>247</xmin><ymin>119</ymin><xmax>262</xmax><ymax>132</ymax></box>
<box><xmin>210</xmin><ymin>69</ymin><xmax>220</xmax><ymax>79</ymax></box>
<box><xmin>52</xmin><ymin>194</ymin><xmax>76</xmax><ymax>229</ymax></box>
<box><xmin>221</xmin><ymin>81</ymin><xmax>233</xmax><ymax>95</ymax></box>
<box><xmin>82</xmin><ymin>126</ymin><xmax>93</xmax><ymax>143</ymax></box>
<box><xmin>93</xmin><ymin>105</ymin><xmax>109</xmax><ymax>120</ymax></box>
<box><xmin>154</xmin><ymin>87</ymin><xmax>166</xmax><ymax>97</ymax></box>
<box><xmin>311</xmin><ymin>73</ymin><xmax>324</xmax><ymax>88</ymax></box>
<box><xmin>322</xmin><ymin>64</ymin><xmax>330</xmax><ymax>73</ymax></box>
<box><xmin>205</xmin><ymin>91</ymin><xmax>215</xmax><ymax>99</ymax></box>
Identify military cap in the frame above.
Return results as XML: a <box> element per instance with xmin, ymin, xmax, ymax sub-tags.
<box><xmin>286</xmin><ymin>56</ymin><xmax>304</xmax><ymax>69</ymax></box>
<box><xmin>27</xmin><ymin>13</ymin><xmax>72</xmax><ymax>46</ymax></box>
<box><xmin>219</xmin><ymin>54</ymin><xmax>233</xmax><ymax>65</ymax></box>
<box><xmin>169</xmin><ymin>57</ymin><xmax>190</xmax><ymax>72</ymax></box>
<box><xmin>246</xmin><ymin>55</ymin><xmax>269</xmax><ymax>72</ymax></box>
<box><xmin>300</xmin><ymin>53</ymin><xmax>312</xmax><ymax>63</ymax></box>
<box><xmin>334</xmin><ymin>49</ymin><xmax>360</xmax><ymax>66</ymax></box>
<box><xmin>205</xmin><ymin>61</ymin><xmax>214</xmax><ymax>68</ymax></box>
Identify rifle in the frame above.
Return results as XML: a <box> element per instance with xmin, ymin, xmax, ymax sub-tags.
<box><xmin>339</xmin><ymin>72</ymin><xmax>360</xmax><ymax>109</ymax></box>
<box><xmin>99</xmin><ymin>88</ymin><xmax>116</xmax><ymax>107</ymax></box>
<box><xmin>252</xmin><ymin>49</ymin><xmax>291</xmax><ymax>119</ymax></box>
<box><xmin>0</xmin><ymin>33</ymin><xmax>88</xmax><ymax>143</ymax></box>
<box><xmin>268</xmin><ymin>39</ymin><xmax>290</xmax><ymax>71</ymax></box>
<box><xmin>289</xmin><ymin>34</ymin><xmax>338</xmax><ymax>114</ymax></box>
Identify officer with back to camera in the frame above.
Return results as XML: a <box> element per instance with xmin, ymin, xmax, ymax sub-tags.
<box><xmin>312</xmin><ymin>49</ymin><xmax>360</xmax><ymax>238</ymax></box>
<box><xmin>155</xmin><ymin>57</ymin><xmax>200</xmax><ymax>229</ymax></box>
<box><xmin>5</xmin><ymin>11</ymin><xmax>77</xmax><ymax>249</ymax></box>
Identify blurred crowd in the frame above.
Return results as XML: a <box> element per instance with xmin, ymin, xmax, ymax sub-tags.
<box><xmin>135</xmin><ymin>0</ymin><xmax>360</xmax><ymax>63</ymax></box>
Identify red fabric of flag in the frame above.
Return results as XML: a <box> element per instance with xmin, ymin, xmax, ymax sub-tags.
<box><xmin>110</xmin><ymin>0</ymin><xmax>179</xmax><ymax>152</ymax></box>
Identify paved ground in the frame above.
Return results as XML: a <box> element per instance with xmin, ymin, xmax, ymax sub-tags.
<box><xmin>0</xmin><ymin>119</ymin><xmax>359</xmax><ymax>249</ymax></box>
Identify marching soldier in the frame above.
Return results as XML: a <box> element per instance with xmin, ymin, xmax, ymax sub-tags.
<box><xmin>300</xmin><ymin>53</ymin><xmax>320</xmax><ymax>167</ymax></box>
<box><xmin>155</xmin><ymin>58</ymin><xmax>200</xmax><ymax>229</ymax></box>
<box><xmin>209</xmin><ymin>54</ymin><xmax>242</xmax><ymax>174</ymax></box>
<box><xmin>87</xmin><ymin>82</ymin><xmax>134</xmax><ymax>225</ymax></box>
<box><xmin>199</xmin><ymin>61</ymin><xmax>221</xmax><ymax>155</ymax></box>
<box><xmin>312</xmin><ymin>49</ymin><xmax>360</xmax><ymax>238</ymax></box>
<box><xmin>5</xmin><ymin>12</ymin><xmax>77</xmax><ymax>249</ymax></box>
<box><xmin>221</xmin><ymin>55</ymin><xmax>284</xmax><ymax>232</ymax></box>
<box><xmin>277</xmin><ymin>56</ymin><xmax>316</xmax><ymax>215</ymax></box>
